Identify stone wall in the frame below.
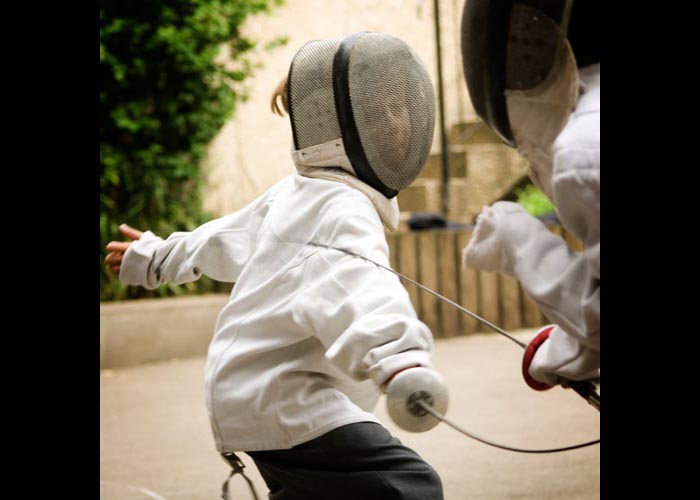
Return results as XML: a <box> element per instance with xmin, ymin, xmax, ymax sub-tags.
<box><xmin>399</xmin><ymin>122</ymin><xmax>528</xmax><ymax>225</ymax></box>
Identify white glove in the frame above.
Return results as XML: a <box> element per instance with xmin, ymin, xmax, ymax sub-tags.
<box><xmin>528</xmin><ymin>325</ymin><xmax>600</xmax><ymax>386</ymax></box>
<box><xmin>462</xmin><ymin>201</ymin><xmax>546</xmax><ymax>275</ymax></box>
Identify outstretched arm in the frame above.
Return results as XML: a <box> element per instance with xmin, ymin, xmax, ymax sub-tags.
<box><xmin>104</xmin><ymin>187</ymin><xmax>277</xmax><ymax>290</ymax></box>
<box><xmin>463</xmin><ymin>202</ymin><xmax>598</xmax><ymax>348</ymax></box>
<box><xmin>462</xmin><ymin>202</ymin><xmax>599</xmax><ymax>386</ymax></box>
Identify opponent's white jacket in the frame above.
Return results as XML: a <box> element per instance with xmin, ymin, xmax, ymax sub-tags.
<box><xmin>464</xmin><ymin>64</ymin><xmax>600</xmax><ymax>385</ymax></box>
<box><xmin>119</xmin><ymin>173</ymin><xmax>434</xmax><ymax>452</ymax></box>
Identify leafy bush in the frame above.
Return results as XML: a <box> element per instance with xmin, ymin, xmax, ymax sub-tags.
<box><xmin>100</xmin><ymin>0</ymin><xmax>284</xmax><ymax>301</ymax></box>
<box><xmin>514</xmin><ymin>183</ymin><xmax>555</xmax><ymax>217</ymax></box>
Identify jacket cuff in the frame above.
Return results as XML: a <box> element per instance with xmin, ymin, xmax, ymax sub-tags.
<box><xmin>118</xmin><ymin>231</ymin><xmax>164</xmax><ymax>290</ymax></box>
<box><xmin>368</xmin><ymin>349</ymin><xmax>433</xmax><ymax>388</ymax></box>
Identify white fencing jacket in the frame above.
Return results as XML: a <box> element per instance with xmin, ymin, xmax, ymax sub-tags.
<box><xmin>464</xmin><ymin>64</ymin><xmax>600</xmax><ymax>385</ymax></box>
<box><xmin>119</xmin><ymin>173</ymin><xmax>434</xmax><ymax>452</ymax></box>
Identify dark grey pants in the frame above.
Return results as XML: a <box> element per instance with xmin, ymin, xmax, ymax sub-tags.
<box><xmin>245</xmin><ymin>422</ymin><xmax>443</xmax><ymax>500</ymax></box>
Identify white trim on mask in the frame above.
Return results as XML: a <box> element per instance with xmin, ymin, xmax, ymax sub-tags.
<box><xmin>506</xmin><ymin>39</ymin><xmax>580</xmax><ymax>201</ymax></box>
<box><xmin>292</xmin><ymin>139</ymin><xmax>399</xmax><ymax>232</ymax></box>
<box><xmin>291</xmin><ymin>139</ymin><xmax>357</xmax><ymax>176</ymax></box>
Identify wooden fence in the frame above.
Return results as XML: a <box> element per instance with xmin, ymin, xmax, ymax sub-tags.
<box><xmin>385</xmin><ymin>224</ymin><xmax>582</xmax><ymax>338</ymax></box>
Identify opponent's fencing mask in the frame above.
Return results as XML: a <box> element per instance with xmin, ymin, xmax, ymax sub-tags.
<box><xmin>460</xmin><ymin>0</ymin><xmax>599</xmax><ymax>199</ymax></box>
<box><xmin>288</xmin><ymin>32</ymin><xmax>436</xmax><ymax>199</ymax></box>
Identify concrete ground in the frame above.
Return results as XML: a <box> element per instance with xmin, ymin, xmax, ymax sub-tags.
<box><xmin>100</xmin><ymin>329</ymin><xmax>600</xmax><ymax>500</ymax></box>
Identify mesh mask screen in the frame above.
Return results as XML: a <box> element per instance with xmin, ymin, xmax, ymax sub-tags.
<box><xmin>506</xmin><ymin>3</ymin><xmax>569</xmax><ymax>91</ymax></box>
<box><xmin>347</xmin><ymin>34</ymin><xmax>436</xmax><ymax>192</ymax></box>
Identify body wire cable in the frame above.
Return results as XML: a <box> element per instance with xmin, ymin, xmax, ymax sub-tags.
<box><xmin>417</xmin><ymin>400</ymin><xmax>599</xmax><ymax>453</ymax></box>
<box><xmin>309</xmin><ymin>243</ymin><xmax>527</xmax><ymax>348</ymax></box>
<box><xmin>309</xmin><ymin>242</ymin><xmax>600</xmax><ymax>453</ymax></box>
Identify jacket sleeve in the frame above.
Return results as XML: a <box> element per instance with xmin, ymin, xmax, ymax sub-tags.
<box><xmin>291</xmin><ymin>204</ymin><xmax>434</xmax><ymax>388</ymax></box>
<box><xmin>464</xmin><ymin>202</ymin><xmax>598</xmax><ymax>349</ymax></box>
<box><xmin>118</xmin><ymin>192</ymin><xmax>273</xmax><ymax>290</ymax></box>
<box><xmin>529</xmin><ymin>99</ymin><xmax>600</xmax><ymax>383</ymax></box>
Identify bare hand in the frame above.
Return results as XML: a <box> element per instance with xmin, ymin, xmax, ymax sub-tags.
<box><xmin>105</xmin><ymin>224</ymin><xmax>144</xmax><ymax>275</ymax></box>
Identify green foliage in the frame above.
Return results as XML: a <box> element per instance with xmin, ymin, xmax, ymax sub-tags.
<box><xmin>514</xmin><ymin>183</ymin><xmax>555</xmax><ymax>217</ymax></box>
<box><xmin>100</xmin><ymin>0</ymin><xmax>284</xmax><ymax>301</ymax></box>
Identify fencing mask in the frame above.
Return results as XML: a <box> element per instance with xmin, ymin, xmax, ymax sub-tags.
<box><xmin>288</xmin><ymin>32</ymin><xmax>436</xmax><ymax>199</ymax></box>
<box><xmin>460</xmin><ymin>0</ymin><xmax>598</xmax><ymax>198</ymax></box>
